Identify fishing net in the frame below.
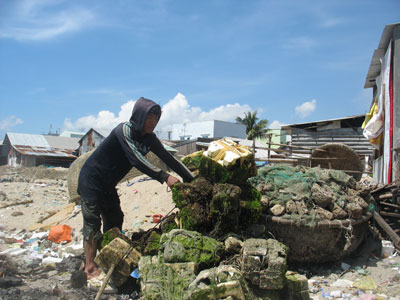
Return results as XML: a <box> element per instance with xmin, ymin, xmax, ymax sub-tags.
<box><xmin>249</xmin><ymin>164</ymin><xmax>371</xmax><ymax>262</ymax></box>
<box><xmin>248</xmin><ymin>164</ymin><xmax>366</xmax><ymax>226</ymax></box>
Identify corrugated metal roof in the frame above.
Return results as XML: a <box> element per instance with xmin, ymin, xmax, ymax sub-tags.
<box><xmin>78</xmin><ymin>128</ymin><xmax>112</xmax><ymax>143</ymax></box>
<box><xmin>7</xmin><ymin>132</ymin><xmax>50</xmax><ymax>148</ymax></box>
<box><xmin>44</xmin><ymin>135</ymin><xmax>79</xmax><ymax>150</ymax></box>
<box><xmin>364</xmin><ymin>22</ymin><xmax>400</xmax><ymax>88</ymax></box>
<box><xmin>281</xmin><ymin>115</ymin><xmax>365</xmax><ymax>130</ymax></box>
<box><xmin>6</xmin><ymin>132</ymin><xmax>77</xmax><ymax>158</ymax></box>
<box><xmin>162</xmin><ymin>143</ymin><xmax>177</xmax><ymax>152</ymax></box>
<box><xmin>13</xmin><ymin>145</ymin><xmax>76</xmax><ymax>158</ymax></box>
<box><xmin>93</xmin><ymin>128</ymin><xmax>112</xmax><ymax>138</ymax></box>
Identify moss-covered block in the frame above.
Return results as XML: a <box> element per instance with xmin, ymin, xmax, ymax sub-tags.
<box><xmin>181</xmin><ymin>151</ymin><xmax>203</xmax><ymax>175</ymax></box>
<box><xmin>139</xmin><ymin>256</ymin><xmax>197</xmax><ymax>300</ymax></box>
<box><xmin>172</xmin><ymin>177</ymin><xmax>213</xmax><ymax>208</ymax></box>
<box><xmin>160</xmin><ymin>229</ymin><xmax>223</xmax><ymax>270</ymax></box>
<box><xmin>199</xmin><ymin>155</ymin><xmax>257</xmax><ymax>185</ymax></box>
<box><xmin>187</xmin><ymin>265</ymin><xmax>259</xmax><ymax>300</ymax></box>
<box><xmin>210</xmin><ymin>183</ymin><xmax>241</xmax><ymax>237</ymax></box>
<box><xmin>143</xmin><ymin>231</ymin><xmax>161</xmax><ymax>256</ymax></box>
<box><xmin>179</xmin><ymin>203</ymin><xmax>211</xmax><ymax>232</ymax></box>
<box><xmin>280</xmin><ymin>271</ymin><xmax>310</xmax><ymax>300</ymax></box>
<box><xmin>101</xmin><ymin>226</ymin><xmax>131</xmax><ymax>249</ymax></box>
<box><xmin>239</xmin><ymin>184</ymin><xmax>262</xmax><ymax>227</ymax></box>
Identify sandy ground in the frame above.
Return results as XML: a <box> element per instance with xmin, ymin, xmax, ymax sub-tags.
<box><xmin>0</xmin><ymin>165</ymin><xmax>400</xmax><ymax>299</ymax></box>
<box><xmin>0</xmin><ymin>169</ymin><xmax>177</xmax><ymax>241</ymax></box>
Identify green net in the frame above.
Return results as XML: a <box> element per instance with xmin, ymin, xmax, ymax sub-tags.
<box><xmin>248</xmin><ymin>164</ymin><xmax>363</xmax><ymax>226</ymax></box>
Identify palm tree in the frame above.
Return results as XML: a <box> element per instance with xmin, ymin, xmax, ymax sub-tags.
<box><xmin>236</xmin><ymin>111</ymin><xmax>269</xmax><ymax>140</ymax></box>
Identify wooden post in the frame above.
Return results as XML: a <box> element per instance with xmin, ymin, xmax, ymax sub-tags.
<box><xmin>373</xmin><ymin>211</ymin><xmax>400</xmax><ymax>248</ymax></box>
<box><xmin>267</xmin><ymin>134</ymin><xmax>272</xmax><ymax>160</ymax></box>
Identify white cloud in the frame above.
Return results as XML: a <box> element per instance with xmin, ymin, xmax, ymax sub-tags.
<box><xmin>269</xmin><ymin>120</ymin><xmax>286</xmax><ymax>129</ymax></box>
<box><xmin>0</xmin><ymin>0</ymin><xmax>95</xmax><ymax>41</ymax></box>
<box><xmin>0</xmin><ymin>115</ymin><xmax>24</xmax><ymax>131</ymax></box>
<box><xmin>295</xmin><ymin>99</ymin><xmax>317</xmax><ymax>118</ymax></box>
<box><xmin>64</xmin><ymin>93</ymin><xmax>252</xmax><ymax>133</ymax></box>
<box><xmin>64</xmin><ymin>100</ymin><xmax>135</xmax><ymax>131</ymax></box>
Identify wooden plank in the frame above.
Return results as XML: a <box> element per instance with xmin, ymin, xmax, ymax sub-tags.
<box><xmin>373</xmin><ymin>211</ymin><xmax>400</xmax><ymax>248</ymax></box>
<box><xmin>380</xmin><ymin>211</ymin><xmax>400</xmax><ymax>218</ymax></box>
<box><xmin>378</xmin><ymin>193</ymin><xmax>394</xmax><ymax>200</ymax></box>
<box><xmin>29</xmin><ymin>203</ymin><xmax>75</xmax><ymax>231</ymax></box>
<box><xmin>379</xmin><ymin>201</ymin><xmax>400</xmax><ymax>209</ymax></box>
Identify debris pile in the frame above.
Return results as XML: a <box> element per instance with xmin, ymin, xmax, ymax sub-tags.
<box><xmin>92</xmin><ymin>139</ymin><xmax>305</xmax><ymax>298</ymax></box>
<box><xmin>370</xmin><ymin>182</ymin><xmax>400</xmax><ymax>249</ymax></box>
<box><xmin>1</xmin><ymin>151</ymin><xmax>400</xmax><ymax>299</ymax></box>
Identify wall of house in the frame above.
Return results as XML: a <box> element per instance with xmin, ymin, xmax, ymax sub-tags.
<box><xmin>167</xmin><ymin>120</ymin><xmax>246</xmax><ymax>141</ymax></box>
<box><xmin>392</xmin><ymin>25</ymin><xmax>400</xmax><ymax>181</ymax></box>
<box><xmin>170</xmin><ymin>121</ymin><xmax>214</xmax><ymax>140</ymax></box>
<box><xmin>79</xmin><ymin>131</ymin><xmax>105</xmax><ymax>155</ymax></box>
<box><xmin>213</xmin><ymin>120</ymin><xmax>246</xmax><ymax>139</ymax></box>
<box><xmin>257</xmin><ymin>129</ymin><xmax>286</xmax><ymax>149</ymax></box>
<box><xmin>23</xmin><ymin>155</ymin><xmax>37</xmax><ymax>167</ymax></box>
<box><xmin>7</xmin><ymin>149</ymin><xmax>37</xmax><ymax>167</ymax></box>
<box><xmin>173</xmin><ymin>141</ymin><xmax>201</xmax><ymax>158</ymax></box>
<box><xmin>290</xmin><ymin>127</ymin><xmax>373</xmax><ymax>157</ymax></box>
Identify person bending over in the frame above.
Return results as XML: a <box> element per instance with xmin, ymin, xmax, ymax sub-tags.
<box><xmin>78</xmin><ymin>97</ymin><xmax>194</xmax><ymax>279</ymax></box>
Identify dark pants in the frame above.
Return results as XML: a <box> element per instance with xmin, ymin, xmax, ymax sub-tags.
<box><xmin>80</xmin><ymin>185</ymin><xmax>124</xmax><ymax>243</ymax></box>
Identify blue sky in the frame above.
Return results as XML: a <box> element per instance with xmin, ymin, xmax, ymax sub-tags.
<box><xmin>0</xmin><ymin>0</ymin><xmax>399</xmax><ymax>139</ymax></box>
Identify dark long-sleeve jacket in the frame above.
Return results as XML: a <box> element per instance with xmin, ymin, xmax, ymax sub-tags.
<box><xmin>78</xmin><ymin>97</ymin><xmax>194</xmax><ymax>192</ymax></box>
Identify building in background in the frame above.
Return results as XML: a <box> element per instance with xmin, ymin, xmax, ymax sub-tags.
<box><xmin>59</xmin><ymin>131</ymin><xmax>85</xmax><ymax>139</ymax></box>
<box><xmin>363</xmin><ymin>22</ymin><xmax>400</xmax><ymax>184</ymax></box>
<box><xmin>77</xmin><ymin>128</ymin><xmax>112</xmax><ymax>156</ymax></box>
<box><xmin>1</xmin><ymin>132</ymin><xmax>79</xmax><ymax>167</ymax></box>
<box><xmin>256</xmin><ymin>129</ymin><xmax>287</xmax><ymax>150</ymax></box>
<box><xmin>281</xmin><ymin>115</ymin><xmax>375</xmax><ymax>166</ymax></box>
<box><xmin>157</xmin><ymin>120</ymin><xmax>246</xmax><ymax>141</ymax></box>
<box><xmin>78</xmin><ymin>128</ymin><xmax>177</xmax><ymax>156</ymax></box>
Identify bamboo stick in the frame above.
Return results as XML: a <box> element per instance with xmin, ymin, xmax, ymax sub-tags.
<box><xmin>377</xmin><ymin>193</ymin><xmax>394</xmax><ymax>200</ymax></box>
<box><xmin>380</xmin><ymin>202</ymin><xmax>400</xmax><ymax>209</ymax></box>
<box><xmin>379</xmin><ymin>211</ymin><xmax>400</xmax><ymax>218</ymax></box>
<box><xmin>0</xmin><ymin>200</ymin><xmax>33</xmax><ymax>209</ymax></box>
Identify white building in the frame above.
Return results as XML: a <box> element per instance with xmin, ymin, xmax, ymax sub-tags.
<box><xmin>158</xmin><ymin>120</ymin><xmax>246</xmax><ymax>141</ymax></box>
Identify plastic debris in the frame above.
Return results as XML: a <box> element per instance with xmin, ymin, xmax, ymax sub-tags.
<box><xmin>355</xmin><ymin>266</ymin><xmax>371</xmax><ymax>275</ymax></box>
<box><xmin>130</xmin><ymin>268</ymin><xmax>140</xmax><ymax>279</ymax></box>
<box><xmin>352</xmin><ymin>275</ymin><xmax>377</xmax><ymax>291</ymax></box>
<box><xmin>381</xmin><ymin>240</ymin><xmax>395</xmax><ymax>258</ymax></box>
<box><xmin>330</xmin><ymin>290</ymin><xmax>342</xmax><ymax>298</ymax></box>
<box><xmin>331</xmin><ymin>278</ymin><xmax>353</xmax><ymax>288</ymax></box>
<box><xmin>48</xmin><ymin>224</ymin><xmax>72</xmax><ymax>244</ymax></box>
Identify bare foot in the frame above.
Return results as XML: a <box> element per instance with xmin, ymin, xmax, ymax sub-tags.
<box><xmin>85</xmin><ymin>264</ymin><xmax>101</xmax><ymax>280</ymax></box>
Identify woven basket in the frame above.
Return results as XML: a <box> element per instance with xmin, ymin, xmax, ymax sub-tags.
<box><xmin>264</xmin><ymin>213</ymin><xmax>372</xmax><ymax>263</ymax></box>
<box><xmin>67</xmin><ymin>151</ymin><xmax>169</xmax><ymax>204</ymax></box>
<box><xmin>309</xmin><ymin>143</ymin><xmax>363</xmax><ymax>181</ymax></box>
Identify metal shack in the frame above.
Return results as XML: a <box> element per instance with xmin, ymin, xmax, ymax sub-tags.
<box><xmin>77</xmin><ymin>128</ymin><xmax>111</xmax><ymax>156</ymax></box>
<box><xmin>2</xmin><ymin>132</ymin><xmax>79</xmax><ymax>167</ymax></box>
<box><xmin>363</xmin><ymin>22</ymin><xmax>400</xmax><ymax>184</ymax></box>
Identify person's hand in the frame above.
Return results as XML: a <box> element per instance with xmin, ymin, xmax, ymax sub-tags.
<box><xmin>166</xmin><ymin>175</ymin><xmax>180</xmax><ymax>188</ymax></box>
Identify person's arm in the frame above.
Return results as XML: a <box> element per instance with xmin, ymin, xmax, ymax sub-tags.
<box><xmin>148</xmin><ymin>136</ymin><xmax>195</xmax><ymax>183</ymax></box>
<box><xmin>117</xmin><ymin>123</ymin><xmax>170</xmax><ymax>184</ymax></box>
